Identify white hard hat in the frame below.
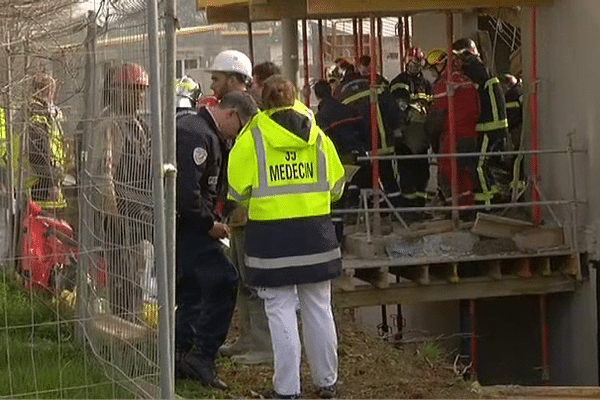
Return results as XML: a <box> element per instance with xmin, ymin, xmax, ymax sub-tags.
<box><xmin>206</xmin><ymin>50</ymin><xmax>253</xmax><ymax>82</ymax></box>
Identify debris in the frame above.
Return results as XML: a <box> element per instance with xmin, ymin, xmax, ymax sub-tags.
<box><xmin>471</xmin><ymin>212</ymin><xmax>534</xmax><ymax>239</ymax></box>
<box><xmin>513</xmin><ymin>227</ymin><xmax>564</xmax><ymax>251</ymax></box>
<box><xmin>423</xmin><ymin>231</ymin><xmax>479</xmax><ymax>257</ymax></box>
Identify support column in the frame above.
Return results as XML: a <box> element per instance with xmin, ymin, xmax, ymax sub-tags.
<box><xmin>281</xmin><ymin>18</ymin><xmax>299</xmax><ymax>86</ymax></box>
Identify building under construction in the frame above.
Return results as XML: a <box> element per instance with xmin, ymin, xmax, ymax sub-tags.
<box><xmin>199</xmin><ymin>0</ymin><xmax>598</xmax><ymax>387</ymax></box>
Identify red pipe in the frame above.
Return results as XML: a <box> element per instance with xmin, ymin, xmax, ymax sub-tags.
<box><xmin>370</xmin><ymin>16</ymin><xmax>379</xmax><ymax>196</ymax></box>
<box><xmin>318</xmin><ymin>19</ymin><xmax>324</xmax><ymax>80</ymax></box>
<box><xmin>302</xmin><ymin>18</ymin><xmax>310</xmax><ymax>107</ymax></box>
<box><xmin>353</xmin><ymin>18</ymin><xmax>359</xmax><ymax>64</ymax></box>
<box><xmin>398</xmin><ymin>17</ymin><xmax>405</xmax><ymax>73</ymax></box>
<box><xmin>377</xmin><ymin>17</ymin><xmax>383</xmax><ymax>76</ymax></box>
<box><xmin>470</xmin><ymin>299</ymin><xmax>478</xmax><ymax>379</ymax></box>
<box><xmin>530</xmin><ymin>7</ymin><xmax>540</xmax><ymax>224</ymax></box>
<box><xmin>540</xmin><ymin>295</ymin><xmax>550</xmax><ymax>384</ymax></box>
<box><xmin>358</xmin><ymin>18</ymin><xmax>363</xmax><ymax>58</ymax></box>
<box><xmin>446</xmin><ymin>12</ymin><xmax>459</xmax><ymax>223</ymax></box>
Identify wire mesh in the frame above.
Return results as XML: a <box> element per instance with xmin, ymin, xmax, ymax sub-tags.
<box><xmin>1</xmin><ymin>0</ymin><xmax>164</xmax><ymax>398</ymax></box>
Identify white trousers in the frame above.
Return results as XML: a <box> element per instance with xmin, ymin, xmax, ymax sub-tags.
<box><xmin>257</xmin><ymin>280</ymin><xmax>338</xmax><ymax>396</ymax></box>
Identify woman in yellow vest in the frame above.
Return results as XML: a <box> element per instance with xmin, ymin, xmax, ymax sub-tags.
<box><xmin>228</xmin><ymin>75</ymin><xmax>345</xmax><ymax>399</ymax></box>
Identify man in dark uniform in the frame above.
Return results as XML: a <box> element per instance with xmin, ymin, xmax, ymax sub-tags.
<box><xmin>390</xmin><ymin>47</ymin><xmax>433</xmax><ymax>212</ymax></box>
<box><xmin>175</xmin><ymin>91</ymin><xmax>258</xmax><ymax>389</ymax></box>
<box><xmin>452</xmin><ymin>38</ymin><xmax>510</xmax><ymax>205</ymax></box>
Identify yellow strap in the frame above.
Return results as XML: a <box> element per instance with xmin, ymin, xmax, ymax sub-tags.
<box><xmin>506</xmin><ymin>101</ymin><xmax>520</xmax><ymax>109</ymax></box>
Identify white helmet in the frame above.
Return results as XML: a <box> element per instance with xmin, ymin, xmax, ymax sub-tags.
<box><xmin>207</xmin><ymin>50</ymin><xmax>253</xmax><ymax>82</ymax></box>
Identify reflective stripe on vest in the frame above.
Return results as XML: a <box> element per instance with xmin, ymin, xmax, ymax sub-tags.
<box><xmin>390</xmin><ymin>82</ymin><xmax>410</xmax><ymax>93</ymax></box>
<box><xmin>476</xmin><ymin>77</ymin><xmax>509</xmax><ymax>132</ymax></box>
<box><xmin>246</xmin><ymin>247</ymin><xmax>342</xmax><ymax>269</ymax></box>
<box><xmin>341</xmin><ymin>87</ymin><xmax>393</xmax><ymax>153</ymax></box>
<box><xmin>506</xmin><ymin>101</ymin><xmax>521</xmax><ymax>109</ymax></box>
<box><xmin>251</xmin><ymin>128</ymin><xmax>329</xmax><ymax>198</ymax></box>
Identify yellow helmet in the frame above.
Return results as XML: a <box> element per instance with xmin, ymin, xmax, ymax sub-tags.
<box><xmin>426</xmin><ymin>49</ymin><xmax>447</xmax><ymax>67</ymax></box>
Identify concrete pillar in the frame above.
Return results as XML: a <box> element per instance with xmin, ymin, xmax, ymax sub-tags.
<box><xmin>281</xmin><ymin>18</ymin><xmax>299</xmax><ymax>86</ymax></box>
<box><xmin>456</xmin><ymin>9</ymin><xmax>478</xmax><ymax>39</ymax></box>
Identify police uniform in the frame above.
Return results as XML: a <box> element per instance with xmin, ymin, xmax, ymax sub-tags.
<box><xmin>390</xmin><ymin>71</ymin><xmax>433</xmax><ymax>208</ymax></box>
<box><xmin>175</xmin><ymin>107</ymin><xmax>238</xmax><ymax>364</ymax></box>
<box><xmin>228</xmin><ymin>100</ymin><xmax>344</xmax><ymax>397</ymax></box>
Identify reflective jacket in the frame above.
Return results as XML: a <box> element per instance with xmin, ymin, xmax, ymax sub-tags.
<box><xmin>505</xmin><ymin>84</ymin><xmax>523</xmax><ymax>131</ymax></box>
<box><xmin>389</xmin><ymin>71</ymin><xmax>433</xmax><ymax>112</ymax></box>
<box><xmin>26</xmin><ymin>99</ymin><xmax>67</xmax><ymax>209</ymax></box>
<box><xmin>334</xmin><ymin>77</ymin><xmax>401</xmax><ymax>154</ymax></box>
<box><xmin>462</xmin><ymin>61</ymin><xmax>509</xmax><ymax>135</ymax></box>
<box><xmin>228</xmin><ymin>100</ymin><xmax>345</xmax><ymax>287</ymax></box>
<box><xmin>315</xmin><ymin>96</ymin><xmax>364</xmax><ymax>161</ymax></box>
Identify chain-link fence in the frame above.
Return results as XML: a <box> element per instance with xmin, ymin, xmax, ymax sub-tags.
<box><xmin>1</xmin><ymin>1</ymin><xmax>172</xmax><ymax>398</ymax></box>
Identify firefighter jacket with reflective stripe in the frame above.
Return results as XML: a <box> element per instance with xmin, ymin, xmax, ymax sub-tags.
<box><xmin>228</xmin><ymin>100</ymin><xmax>345</xmax><ymax>288</ymax></box>
<box><xmin>177</xmin><ymin>108</ymin><xmax>228</xmax><ymax>244</ymax></box>
<box><xmin>334</xmin><ymin>77</ymin><xmax>402</xmax><ymax>154</ymax></box>
<box><xmin>26</xmin><ymin>99</ymin><xmax>67</xmax><ymax>208</ymax></box>
<box><xmin>462</xmin><ymin>62</ymin><xmax>509</xmax><ymax>133</ymax></box>
<box><xmin>315</xmin><ymin>96</ymin><xmax>365</xmax><ymax>160</ymax></box>
<box><xmin>389</xmin><ymin>71</ymin><xmax>433</xmax><ymax>112</ymax></box>
<box><xmin>504</xmin><ymin>84</ymin><xmax>523</xmax><ymax>130</ymax></box>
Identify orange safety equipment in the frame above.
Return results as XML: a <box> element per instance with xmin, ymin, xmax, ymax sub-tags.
<box><xmin>113</xmin><ymin>63</ymin><xmax>150</xmax><ymax>88</ymax></box>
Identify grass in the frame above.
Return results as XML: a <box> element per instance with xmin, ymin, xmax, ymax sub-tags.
<box><xmin>0</xmin><ymin>276</ymin><xmax>132</xmax><ymax>399</ymax></box>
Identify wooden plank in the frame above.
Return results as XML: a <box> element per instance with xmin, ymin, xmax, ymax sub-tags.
<box><xmin>471</xmin><ymin>212</ymin><xmax>534</xmax><ymax>239</ymax></box>
<box><xmin>354</xmin><ymin>267</ymin><xmax>389</xmax><ymax>288</ymax></box>
<box><xmin>389</xmin><ymin>265</ymin><xmax>430</xmax><ymax>285</ymax></box>
<box><xmin>307</xmin><ymin>0</ymin><xmax>553</xmax><ymax>16</ymax></box>
<box><xmin>482</xmin><ymin>385</ymin><xmax>600</xmax><ymax>399</ymax></box>
<box><xmin>334</xmin><ymin>275</ymin><xmax>576</xmax><ymax>308</ymax></box>
<box><xmin>89</xmin><ymin>314</ymin><xmax>153</xmax><ymax>344</ymax></box>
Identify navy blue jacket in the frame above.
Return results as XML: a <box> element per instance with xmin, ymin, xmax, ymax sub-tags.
<box><xmin>315</xmin><ymin>96</ymin><xmax>364</xmax><ymax>160</ymax></box>
<box><xmin>176</xmin><ymin>108</ymin><xmax>228</xmax><ymax>243</ymax></box>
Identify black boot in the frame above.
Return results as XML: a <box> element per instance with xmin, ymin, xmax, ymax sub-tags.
<box><xmin>176</xmin><ymin>352</ymin><xmax>228</xmax><ymax>390</ymax></box>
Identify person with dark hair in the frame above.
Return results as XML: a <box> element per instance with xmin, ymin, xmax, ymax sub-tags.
<box><xmin>314</xmin><ymin>79</ymin><xmax>364</xmax><ymax>242</ymax></box>
<box><xmin>206</xmin><ymin>50</ymin><xmax>253</xmax><ymax>99</ymax></box>
<box><xmin>175</xmin><ymin>91</ymin><xmax>258</xmax><ymax>389</ymax></box>
<box><xmin>249</xmin><ymin>61</ymin><xmax>281</xmax><ymax>109</ymax></box>
<box><xmin>228</xmin><ymin>75</ymin><xmax>344</xmax><ymax>399</ymax></box>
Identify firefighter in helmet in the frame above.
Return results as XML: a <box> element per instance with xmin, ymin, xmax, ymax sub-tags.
<box><xmin>176</xmin><ymin>75</ymin><xmax>202</xmax><ymax>118</ymax></box>
<box><xmin>390</xmin><ymin>47</ymin><xmax>433</xmax><ymax>213</ymax></box>
<box><xmin>452</xmin><ymin>38</ymin><xmax>511</xmax><ymax>205</ymax></box>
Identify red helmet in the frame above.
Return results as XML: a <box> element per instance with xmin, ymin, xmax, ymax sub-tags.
<box><xmin>406</xmin><ymin>47</ymin><xmax>425</xmax><ymax>65</ymax></box>
<box><xmin>113</xmin><ymin>63</ymin><xmax>149</xmax><ymax>88</ymax></box>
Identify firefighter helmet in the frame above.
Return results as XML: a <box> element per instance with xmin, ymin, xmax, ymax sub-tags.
<box><xmin>452</xmin><ymin>38</ymin><xmax>480</xmax><ymax>57</ymax></box>
<box><xmin>499</xmin><ymin>73</ymin><xmax>518</xmax><ymax>88</ymax></box>
<box><xmin>406</xmin><ymin>47</ymin><xmax>425</xmax><ymax>65</ymax></box>
<box><xmin>426</xmin><ymin>49</ymin><xmax>447</xmax><ymax>67</ymax></box>
<box><xmin>113</xmin><ymin>63</ymin><xmax>149</xmax><ymax>88</ymax></box>
<box><xmin>176</xmin><ymin>76</ymin><xmax>201</xmax><ymax>108</ymax></box>
<box><xmin>206</xmin><ymin>50</ymin><xmax>253</xmax><ymax>82</ymax></box>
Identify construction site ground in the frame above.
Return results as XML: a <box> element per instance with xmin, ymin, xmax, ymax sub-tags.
<box><xmin>175</xmin><ymin>308</ymin><xmax>600</xmax><ymax>399</ymax></box>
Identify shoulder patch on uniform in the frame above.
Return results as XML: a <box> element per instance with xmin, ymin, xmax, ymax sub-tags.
<box><xmin>193</xmin><ymin>147</ymin><xmax>208</xmax><ymax>165</ymax></box>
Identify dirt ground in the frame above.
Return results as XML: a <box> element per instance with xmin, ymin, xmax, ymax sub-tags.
<box><xmin>175</xmin><ymin>308</ymin><xmax>487</xmax><ymax>399</ymax></box>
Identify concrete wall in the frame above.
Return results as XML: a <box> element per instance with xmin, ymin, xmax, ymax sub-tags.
<box><xmin>533</xmin><ymin>0</ymin><xmax>600</xmax><ymax>384</ymax></box>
